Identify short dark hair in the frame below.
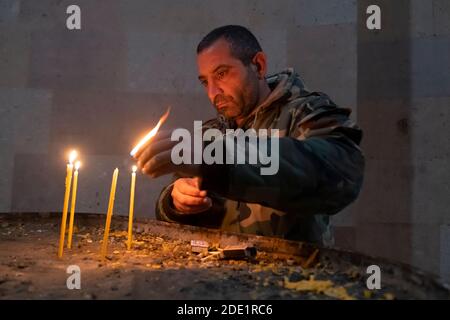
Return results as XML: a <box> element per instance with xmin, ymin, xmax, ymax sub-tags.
<box><xmin>197</xmin><ymin>25</ymin><xmax>262</xmax><ymax>66</ymax></box>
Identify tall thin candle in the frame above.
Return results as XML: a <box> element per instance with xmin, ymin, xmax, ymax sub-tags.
<box><xmin>101</xmin><ymin>168</ymin><xmax>119</xmax><ymax>258</ymax></box>
<box><xmin>58</xmin><ymin>150</ymin><xmax>77</xmax><ymax>258</ymax></box>
<box><xmin>127</xmin><ymin>165</ymin><xmax>137</xmax><ymax>250</ymax></box>
<box><xmin>67</xmin><ymin>161</ymin><xmax>81</xmax><ymax>249</ymax></box>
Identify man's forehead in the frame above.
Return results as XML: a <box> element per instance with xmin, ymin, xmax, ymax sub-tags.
<box><xmin>197</xmin><ymin>39</ymin><xmax>239</xmax><ymax>75</ymax></box>
<box><xmin>200</xmin><ymin>38</ymin><xmax>231</xmax><ymax>55</ymax></box>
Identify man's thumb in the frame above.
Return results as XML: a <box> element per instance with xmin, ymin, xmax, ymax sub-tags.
<box><xmin>193</xmin><ymin>176</ymin><xmax>203</xmax><ymax>189</ymax></box>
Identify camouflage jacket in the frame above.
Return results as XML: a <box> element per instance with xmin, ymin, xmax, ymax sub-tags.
<box><xmin>155</xmin><ymin>68</ymin><xmax>364</xmax><ymax>246</ymax></box>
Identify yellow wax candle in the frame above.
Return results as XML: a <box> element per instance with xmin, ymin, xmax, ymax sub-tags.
<box><xmin>67</xmin><ymin>161</ymin><xmax>81</xmax><ymax>249</ymax></box>
<box><xmin>58</xmin><ymin>150</ymin><xmax>77</xmax><ymax>258</ymax></box>
<box><xmin>127</xmin><ymin>165</ymin><xmax>137</xmax><ymax>250</ymax></box>
<box><xmin>101</xmin><ymin>168</ymin><xmax>119</xmax><ymax>258</ymax></box>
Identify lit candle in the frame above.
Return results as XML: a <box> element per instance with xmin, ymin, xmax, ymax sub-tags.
<box><xmin>130</xmin><ymin>107</ymin><xmax>170</xmax><ymax>157</ymax></box>
<box><xmin>101</xmin><ymin>168</ymin><xmax>119</xmax><ymax>258</ymax></box>
<box><xmin>67</xmin><ymin>161</ymin><xmax>81</xmax><ymax>249</ymax></box>
<box><xmin>127</xmin><ymin>165</ymin><xmax>137</xmax><ymax>250</ymax></box>
<box><xmin>58</xmin><ymin>150</ymin><xmax>77</xmax><ymax>258</ymax></box>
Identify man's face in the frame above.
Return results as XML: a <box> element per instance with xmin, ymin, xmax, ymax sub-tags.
<box><xmin>197</xmin><ymin>38</ymin><xmax>260</xmax><ymax>121</ymax></box>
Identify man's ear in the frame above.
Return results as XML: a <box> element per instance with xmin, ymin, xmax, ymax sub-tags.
<box><xmin>251</xmin><ymin>52</ymin><xmax>268</xmax><ymax>79</ymax></box>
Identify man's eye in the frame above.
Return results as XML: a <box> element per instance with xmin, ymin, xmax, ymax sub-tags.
<box><xmin>200</xmin><ymin>80</ymin><xmax>208</xmax><ymax>87</ymax></box>
<box><xmin>217</xmin><ymin>70</ymin><xmax>226</xmax><ymax>79</ymax></box>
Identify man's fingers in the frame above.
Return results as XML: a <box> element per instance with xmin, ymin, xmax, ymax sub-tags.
<box><xmin>176</xmin><ymin>179</ymin><xmax>207</xmax><ymax>197</ymax></box>
<box><xmin>137</xmin><ymin>139</ymin><xmax>177</xmax><ymax>169</ymax></box>
<box><xmin>141</xmin><ymin>150</ymin><xmax>173</xmax><ymax>175</ymax></box>
<box><xmin>173</xmin><ymin>199</ymin><xmax>200</xmax><ymax>214</ymax></box>
<box><xmin>173</xmin><ymin>197</ymin><xmax>212</xmax><ymax>214</ymax></box>
<box><xmin>133</xmin><ymin>130</ymin><xmax>173</xmax><ymax>159</ymax></box>
<box><xmin>172</xmin><ymin>187</ymin><xmax>208</xmax><ymax>206</ymax></box>
<box><xmin>172</xmin><ymin>199</ymin><xmax>191</xmax><ymax>213</ymax></box>
<box><xmin>151</xmin><ymin>130</ymin><xmax>172</xmax><ymax>143</ymax></box>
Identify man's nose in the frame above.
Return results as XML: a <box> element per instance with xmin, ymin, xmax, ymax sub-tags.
<box><xmin>207</xmin><ymin>81</ymin><xmax>223</xmax><ymax>102</ymax></box>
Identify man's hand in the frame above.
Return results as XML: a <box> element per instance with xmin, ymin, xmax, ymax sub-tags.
<box><xmin>171</xmin><ymin>177</ymin><xmax>212</xmax><ymax>214</ymax></box>
<box><xmin>133</xmin><ymin>130</ymin><xmax>200</xmax><ymax>178</ymax></box>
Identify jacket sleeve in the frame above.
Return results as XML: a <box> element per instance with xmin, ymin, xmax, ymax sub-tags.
<box><xmin>201</xmin><ymin>96</ymin><xmax>365</xmax><ymax>216</ymax></box>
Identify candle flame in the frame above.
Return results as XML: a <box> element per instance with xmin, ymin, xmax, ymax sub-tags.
<box><xmin>75</xmin><ymin>161</ymin><xmax>81</xmax><ymax>170</ymax></box>
<box><xmin>132</xmin><ymin>165</ymin><xmax>138</xmax><ymax>173</ymax></box>
<box><xmin>69</xmin><ymin>150</ymin><xmax>78</xmax><ymax>164</ymax></box>
<box><xmin>130</xmin><ymin>107</ymin><xmax>170</xmax><ymax>156</ymax></box>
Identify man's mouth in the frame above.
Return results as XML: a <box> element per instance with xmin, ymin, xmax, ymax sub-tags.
<box><xmin>216</xmin><ymin>102</ymin><xmax>228</xmax><ymax>110</ymax></box>
<box><xmin>214</xmin><ymin>96</ymin><xmax>232</xmax><ymax>110</ymax></box>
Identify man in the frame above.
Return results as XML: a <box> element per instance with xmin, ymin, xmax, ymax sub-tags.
<box><xmin>133</xmin><ymin>25</ymin><xmax>364</xmax><ymax>246</ymax></box>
